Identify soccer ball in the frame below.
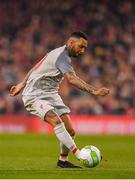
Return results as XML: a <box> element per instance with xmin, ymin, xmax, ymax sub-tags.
<box><xmin>79</xmin><ymin>145</ymin><xmax>102</xmax><ymax>168</ymax></box>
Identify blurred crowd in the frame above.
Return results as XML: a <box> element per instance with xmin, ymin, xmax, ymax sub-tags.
<box><xmin>0</xmin><ymin>0</ymin><xmax>135</xmax><ymax>115</ymax></box>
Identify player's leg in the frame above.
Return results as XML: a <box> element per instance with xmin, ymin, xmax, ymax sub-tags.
<box><xmin>47</xmin><ymin>94</ymin><xmax>81</xmax><ymax>167</ymax></box>
<box><xmin>55</xmin><ymin>113</ymin><xmax>81</xmax><ymax>168</ymax></box>
<box><xmin>44</xmin><ymin>110</ymin><xmax>80</xmax><ymax>159</ymax></box>
<box><xmin>59</xmin><ymin>113</ymin><xmax>75</xmax><ymax>161</ymax></box>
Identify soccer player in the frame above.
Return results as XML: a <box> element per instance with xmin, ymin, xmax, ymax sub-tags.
<box><xmin>10</xmin><ymin>31</ymin><xmax>109</xmax><ymax>168</ymax></box>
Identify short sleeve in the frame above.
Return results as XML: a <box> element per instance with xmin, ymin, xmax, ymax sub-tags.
<box><xmin>56</xmin><ymin>51</ymin><xmax>74</xmax><ymax>74</ymax></box>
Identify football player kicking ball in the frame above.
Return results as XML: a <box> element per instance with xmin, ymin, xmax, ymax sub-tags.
<box><xmin>10</xmin><ymin>31</ymin><xmax>109</xmax><ymax>168</ymax></box>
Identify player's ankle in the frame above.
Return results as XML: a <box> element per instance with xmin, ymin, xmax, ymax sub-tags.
<box><xmin>59</xmin><ymin>153</ymin><xmax>68</xmax><ymax>161</ymax></box>
<box><xmin>72</xmin><ymin>147</ymin><xmax>80</xmax><ymax>159</ymax></box>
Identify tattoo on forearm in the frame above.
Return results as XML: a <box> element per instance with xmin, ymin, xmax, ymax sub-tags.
<box><xmin>71</xmin><ymin>76</ymin><xmax>96</xmax><ymax>94</ymax></box>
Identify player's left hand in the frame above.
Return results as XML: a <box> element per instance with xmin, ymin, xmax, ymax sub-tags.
<box><xmin>9</xmin><ymin>82</ymin><xmax>25</xmax><ymax>96</ymax></box>
<box><xmin>92</xmin><ymin>87</ymin><xmax>110</xmax><ymax>96</ymax></box>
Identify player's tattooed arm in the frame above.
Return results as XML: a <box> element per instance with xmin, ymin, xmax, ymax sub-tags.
<box><xmin>64</xmin><ymin>72</ymin><xmax>109</xmax><ymax>96</ymax></box>
<box><xmin>9</xmin><ymin>68</ymin><xmax>33</xmax><ymax>96</ymax></box>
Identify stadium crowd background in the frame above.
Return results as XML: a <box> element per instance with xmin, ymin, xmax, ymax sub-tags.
<box><xmin>0</xmin><ymin>0</ymin><xmax>135</xmax><ymax>115</ymax></box>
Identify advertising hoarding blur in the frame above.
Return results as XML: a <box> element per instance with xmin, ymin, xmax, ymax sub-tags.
<box><xmin>0</xmin><ymin>115</ymin><xmax>135</xmax><ymax>135</ymax></box>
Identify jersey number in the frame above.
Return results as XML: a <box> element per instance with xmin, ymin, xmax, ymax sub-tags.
<box><xmin>33</xmin><ymin>54</ymin><xmax>48</xmax><ymax>71</ymax></box>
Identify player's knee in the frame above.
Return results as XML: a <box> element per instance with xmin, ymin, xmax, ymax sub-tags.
<box><xmin>44</xmin><ymin>110</ymin><xmax>61</xmax><ymax>127</ymax></box>
<box><xmin>48</xmin><ymin>116</ymin><xmax>61</xmax><ymax>127</ymax></box>
<box><xmin>53</xmin><ymin>117</ymin><xmax>61</xmax><ymax>126</ymax></box>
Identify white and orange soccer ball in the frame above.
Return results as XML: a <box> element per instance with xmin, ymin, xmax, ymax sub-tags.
<box><xmin>79</xmin><ymin>145</ymin><xmax>102</xmax><ymax>168</ymax></box>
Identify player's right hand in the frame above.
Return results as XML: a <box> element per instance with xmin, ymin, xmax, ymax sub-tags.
<box><xmin>9</xmin><ymin>82</ymin><xmax>25</xmax><ymax>96</ymax></box>
<box><xmin>92</xmin><ymin>87</ymin><xmax>110</xmax><ymax>96</ymax></box>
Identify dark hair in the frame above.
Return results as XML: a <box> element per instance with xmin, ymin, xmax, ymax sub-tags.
<box><xmin>70</xmin><ymin>31</ymin><xmax>88</xmax><ymax>40</ymax></box>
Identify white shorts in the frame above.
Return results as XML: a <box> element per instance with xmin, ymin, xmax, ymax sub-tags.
<box><xmin>22</xmin><ymin>94</ymin><xmax>70</xmax><ymax>120</ymax></box>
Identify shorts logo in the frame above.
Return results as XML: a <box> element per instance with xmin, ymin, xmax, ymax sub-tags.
<box><xmin>40</xmin><ymin>104</ymin><xmax>44</xmax><ymax>109</ymax></box>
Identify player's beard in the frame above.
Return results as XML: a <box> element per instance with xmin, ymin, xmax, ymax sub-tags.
<box><xmin>69</xmin><ymin>48</ymin><xmax>80</xmax><ymax>57</ymax></box>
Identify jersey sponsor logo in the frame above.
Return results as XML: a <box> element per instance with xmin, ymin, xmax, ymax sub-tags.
<box><xmin>33</xmin><ymin>75</ymin><xmax>63</xmax><ymax>91</ymax></box>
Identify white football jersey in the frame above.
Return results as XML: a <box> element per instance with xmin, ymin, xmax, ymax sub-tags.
<box><xmin>22</xmin><ymin>45</ymin><xmax>74</xmax><ymax>96</ymax></box>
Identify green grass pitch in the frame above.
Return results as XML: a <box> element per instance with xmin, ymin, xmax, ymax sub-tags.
<box><xmin>0</xmin><ymin>134</ymin><xmax>135</xmax><ymax>179</ymax></box>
